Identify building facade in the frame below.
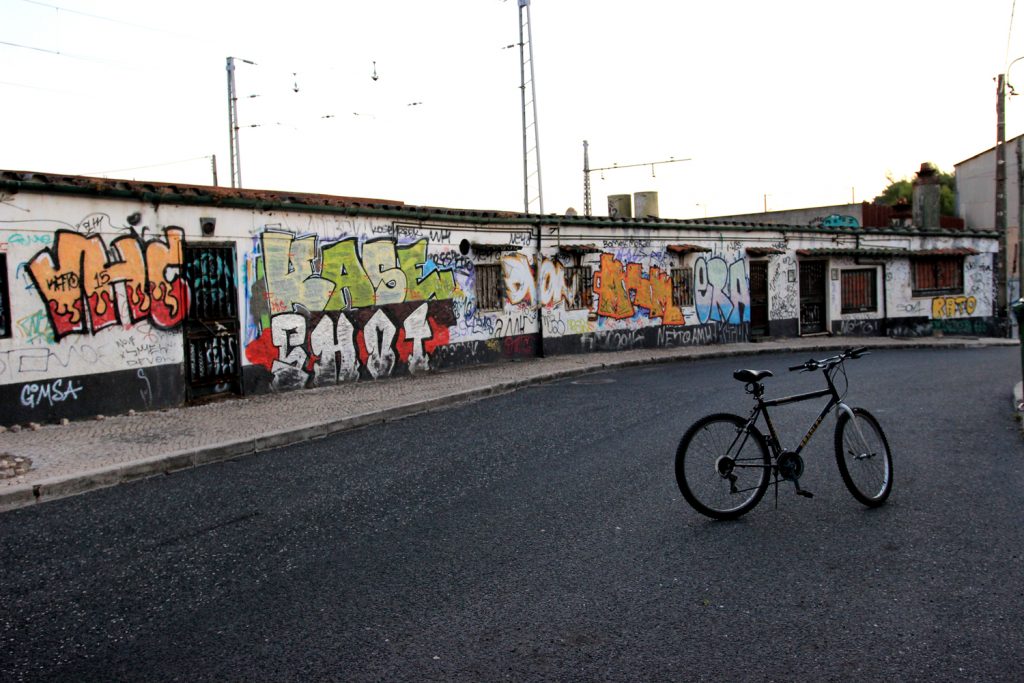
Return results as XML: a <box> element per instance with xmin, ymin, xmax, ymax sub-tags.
<box><xmin>0</xmin><ymin>171</ymin><xmax>999</xmax><ymax>424</ymax></box>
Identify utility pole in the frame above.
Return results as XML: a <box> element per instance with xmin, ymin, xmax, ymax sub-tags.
<box><xmin>582</xmin><ymin>142</ymin><xmax>690</xmax><ymax>217</ymax></box>
<box><xmin>211</xmin><ymin>154</ymin><xmax>219</xmax><ymax>187</ymax></box>
<box><xmin>227</xmin><ymin>57</ymin><xmax>241</xmax><ymax>188</ymax></box>
<box><xmin>583</xmin><ymin>140</ymin><xmax>591</xmax><ymax>216</ymax></box>
<box><xmin>997</xmin><ymin>73</ymin><xmax>1008</xmax><ymax>319</ymax></box>
<box><xmin>517</xmin><ymin>0</ymin><xmax>544</xmax><ymax>214</ymax></box>
<box><xmin>226</xmin><ymin>56</ymin><xmax>255</xmax><ymax>189</ymax></box>
<box><xmin>1018</xmin><ymin>138</ymin><xmax>1024</xmax><ymax>320</ymax></box>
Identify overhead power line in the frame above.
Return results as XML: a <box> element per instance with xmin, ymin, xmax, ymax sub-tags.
<box><xmin>19</xmin><ymin>0</ymin><xmax>205</xmax><ymax>42</ymax></box>
<box><xmin>85</xmin><ymin>155</ymin><xmax>214</xmax><ymax>176</ymax></box>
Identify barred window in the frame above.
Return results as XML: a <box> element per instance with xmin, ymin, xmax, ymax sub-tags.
<box><xmin>565</xmin><ymin>265</ymin><xmax>592</xmax><ymax>310</ymax></box>
<box><xmin>671</xmin><ymin>267</ymin><xmax>694</xmax><ymax>307</ymax></box>
<box><xmin>0</xmin><ymin>253</ymin><xmax>10</xmax><ymax>339</ymax></box>
<box><xmin>911</xmin><ymin>256</ymin><xmax>963</xmax><ymax>296</ymax></box>
<box><xmin>474</xmin><ymin>263</ymin><xmax>505</xmax><ymax>311</ymax></box>
<box><xmin>841</xmin><ymin>269</ymin><xmax>877</xmax><ymax>314</ymax></box>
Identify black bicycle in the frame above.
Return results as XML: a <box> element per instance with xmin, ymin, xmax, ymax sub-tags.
<box><xmin>675</xmin><ymin>347</ymin><xmax>893</xmax><ymax>520</ymax></box>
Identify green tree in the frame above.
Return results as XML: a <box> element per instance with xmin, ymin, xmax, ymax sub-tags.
<box><xmin>874</xmin><ymin>168</ymin><xmax>956</xmax><ymax>216</ymax></box>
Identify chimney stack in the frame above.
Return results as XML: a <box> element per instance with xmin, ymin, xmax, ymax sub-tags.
<box><xmin>912</xmin><ymin>162</ymin><xmax>941</xmax><ymax>229</ymax></box>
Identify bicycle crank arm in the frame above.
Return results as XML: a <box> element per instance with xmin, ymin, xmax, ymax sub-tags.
<box><xmin>792</xmin><ymin>479</ymin><xmax>814</xmax><ymax>499</ymax></box>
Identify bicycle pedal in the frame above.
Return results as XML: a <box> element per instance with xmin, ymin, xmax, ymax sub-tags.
<box><xmin>796</xmin><ymin>490</ymin><xmax>814</xmax><ymax>499</ymax></box>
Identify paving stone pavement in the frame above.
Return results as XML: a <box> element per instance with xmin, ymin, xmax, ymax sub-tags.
<box><xmin>0</xmin><ymin>335</ymin><xmax>1017</xmax><ymax>512</ymax></box>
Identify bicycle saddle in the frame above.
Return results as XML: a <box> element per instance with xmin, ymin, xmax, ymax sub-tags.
<box><xmin>733</xmin><ymin>369</ymin><xmax>773</xmax><ymax>383</ymax></box>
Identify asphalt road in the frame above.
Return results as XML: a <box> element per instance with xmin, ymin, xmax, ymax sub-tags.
<box><xmin>1</xmin><ymin>346</ymin><xmax>1022</xmax><ymax>682</ymax></box>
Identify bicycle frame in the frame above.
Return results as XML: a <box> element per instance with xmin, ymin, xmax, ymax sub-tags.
<box><xmin>744</xmin><ymin>364</ymin><xmax>853</xmax><ymax>458</ymax></box>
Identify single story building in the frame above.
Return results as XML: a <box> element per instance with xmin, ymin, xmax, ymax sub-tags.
<box><xmin>0</xmin><ymin>170</ymin><xmax>999</xmax><ymax>424</ymax></box>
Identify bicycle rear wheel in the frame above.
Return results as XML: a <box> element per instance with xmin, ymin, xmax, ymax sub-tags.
<box><xmin>834</xmin><ymin>407</ymin><xmax>893</xmax><ymax>507</ymax></box>
<box><xmin>675</xmin><ymin>413</ymin><xmax>771</xmax><ymax>520</ymax></box>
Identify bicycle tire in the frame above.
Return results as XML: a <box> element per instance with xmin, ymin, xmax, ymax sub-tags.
<box><xmin>834</xmin><ymin>407</ymin><xmax>893</xmax><ymax>507</ymax></box>
<box><xmin>675</xmin><ymin>413</ymin><xmax>771</xmax><ymax>520</ymax></box>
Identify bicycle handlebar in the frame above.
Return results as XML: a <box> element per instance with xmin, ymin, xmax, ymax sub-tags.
<box><xmin>788</xmin><ymin>347</ymin><xmax>869</xmax><ymax>372</ymax></box>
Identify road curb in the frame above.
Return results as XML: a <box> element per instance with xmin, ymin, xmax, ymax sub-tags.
<box><xmin>0</xmin><ymin>339</ymin><xmax>1017</xmax><ymax>512</ymax></box>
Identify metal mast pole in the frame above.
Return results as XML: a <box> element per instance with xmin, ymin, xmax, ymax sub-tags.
<box><xmin>227</xmin><ymin>57</ymin><xmax>242</xmax><ymax>189</ymax></box>
<box><xmin>583</xmin><ymin>140</ymin><xmax>592</xmax><ymax>216</ymax></box>
<box><xmin>518</xmin><ymin>0</ymin><xmax>543</xmax><ymax>214</ymax></box>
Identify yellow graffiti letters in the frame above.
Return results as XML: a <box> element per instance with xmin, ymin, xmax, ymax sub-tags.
<box><xmin>931</xmin><ymin>295</ymin><xmax>976</xmax><ymax>319</ymax></box>
<box><xmin>260</xmin><ymin>232</ymin><xmax>334</xmax><ymax>313</ymax></box>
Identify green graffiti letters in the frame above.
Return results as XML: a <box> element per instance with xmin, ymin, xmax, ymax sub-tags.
<box><xmin>255</xmin><ymin>230</ymin><xmax>457</xmax><ymax>314</ymax></box>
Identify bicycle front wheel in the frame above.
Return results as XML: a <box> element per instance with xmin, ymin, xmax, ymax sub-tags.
<box><xmin>834</xmin><ymin>407</ymin><xmax>893</xmax><ymax>507</ymax></box>
<box><xmin>675</xmin><ymin>413</ymin><xmax>771</xmax><ymax>520</ymax></box>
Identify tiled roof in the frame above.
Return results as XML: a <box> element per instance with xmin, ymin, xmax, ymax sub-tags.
<box><xmin>0</xmin><ymin>169</ymin><xmax>999</xmax><ymax>238</ymax></box>
<box><xmin>796</xmin><ymin>247</ymin><xmax>981</xmax><ymax>257</ymax></box>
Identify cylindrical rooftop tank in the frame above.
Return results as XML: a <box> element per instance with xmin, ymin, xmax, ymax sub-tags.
<box><xmin>634</xmin><ymin>191</ymin><xmax>659</xmax><ymax>218</ymax></box>
<box><xmin>608</xmin><ymin>194</ymin><xmax>632</xmax><ymax>218</ymax></box>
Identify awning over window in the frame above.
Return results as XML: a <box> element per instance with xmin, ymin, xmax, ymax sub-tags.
<box><xmin>556</xmin><ymin>243</ymin><xmax>601</xmax><ymax>254</ymax></box>
<box><xmin>667</xmin><ymin>243</ymin><xmax>712</xmax><ymax>254</ymax></box>
<box><xmin>746</xmin><ymin>246</ymin><xmax>786</xmax><ymax>256</ymax></box>
<box><xmin>469</xmin><ymin>242</ymin><xmax>522</xmax><ymax>252</ymax></box>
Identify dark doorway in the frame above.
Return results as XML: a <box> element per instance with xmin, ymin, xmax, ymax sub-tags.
<box><xmin>749</xmin><ymin>261</ymin><xmax>769</xmax><ymax>338</ymax></box>
<box><xmin>182</xmin><ymin>243</ymin><xmax>242</xmax><ymax>401</ymax></box>
<box><xmin>799</xmin><ymin>260</ymin><xmax>827</xmax><ymax>335</ymax></box>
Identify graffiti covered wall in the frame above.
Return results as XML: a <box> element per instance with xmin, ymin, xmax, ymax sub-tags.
<box><xmin>0</xmin><ymin>179</ymin><xmax>1002</xmax><ymax>424</ymax></box>
<box><xmin>1</xmin><ymin>210</ymin><xmax>188</xmax><ymax>423</ymax></box>
<box><xmin>538</xmin><ymin>236</ymin><xmax>751</xmax><ymax>353</ymax></box>
<box><xmin>239</xmin><ymin>223</ymin><xmax>544</xmax><ymax>391</ymax></box>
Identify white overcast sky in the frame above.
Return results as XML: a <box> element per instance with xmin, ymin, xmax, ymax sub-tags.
<box><xmin>1</xmin><ymin>0</ymin><xmax>1020</xmax><ymax>219</ymax></box>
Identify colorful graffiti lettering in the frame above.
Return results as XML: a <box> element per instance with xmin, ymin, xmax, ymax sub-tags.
<box><xmin>503</xmin><ymin>253</ymin><xmax>536</xmax><ymax>306</ymax></box>
<box><xmin>811</xmin><ymin>214</ymin><xmax>860</xmax><ymax>229</ymax></box>
<box><xmin>245</xmin><ymin>301</ymin><xmax>454</xmax><ymax>388</ymax></box>
<box><xmin>252</xmin><ymin>231</ymin><xmax>458</xmax><ymax>320</ymax></box>
<box><xmin>694</xmin><ymin>255</ymin><xmax>749</xmax><ymax>325</ymax></box>
<box><xmin>592</xmin><ymin>253</ymin><xmax>684</xmax><ymax>324</ymax></box>
<box><xmin>931</xmin><ymin>295</ymin><xmax>976</xmax><ymax>319</ymax></box>
<box><xmin>539</xmin><ymin>258</ymin><xmax>569</xmax><ymax>308</ymax></box>
<box><xmin>26</xmin><ymin>227</ymin><xmax>188</xmax><ymax>339</ymax></box>
<box><xmin>16</xmin><ymin>309</ymin><xmax>53</xmax><ymax>345</ymax></box>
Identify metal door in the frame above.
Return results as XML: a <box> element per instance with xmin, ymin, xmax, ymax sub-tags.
<box><xmin>749</xmin><ymin>261</ymin><xmax>769</xmax><ymax>338</ymax></box>
<box><xmin>799</xmin><ymin>260</ymin><xmax>827</xmax><ymax>334</ymax></box>
<box><xmin>182</xmin><ymin>243</ymin><xmax>241</xmax><ymax>400</ymax></box>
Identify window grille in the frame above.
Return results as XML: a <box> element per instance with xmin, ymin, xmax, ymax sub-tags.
<box><xmin>911</xmin><ymin>256</ymin><xmax>963</xmax><ymax>296</ymax></box>
<box><xmin>565</xmin><ymin>265</ymin><xmax>593</xmax><ymax>309</ymax></box>
<box><xmin>671</xmin><ymin>267</ymin><xmax>694</xmax><ymax>307</ymax></box>
<box><xmin>474</xmin><ymin>263</ymin><xmax>505</xmax><ymax>311</ymax></box>
<box><xmin>841</xmin><ymin>269</ymin><xmax>877</xmax><ymax>313</ymax></box>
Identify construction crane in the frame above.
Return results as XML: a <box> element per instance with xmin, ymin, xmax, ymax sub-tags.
<box><xmin>582</xmin><ymin>140</ymin><xmax>691</xmax><ymax>216</ymax></box>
